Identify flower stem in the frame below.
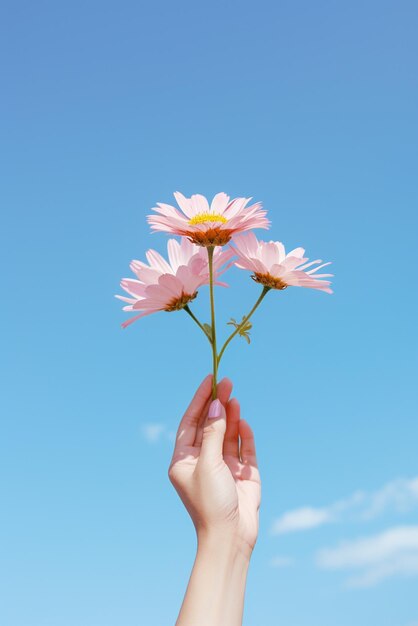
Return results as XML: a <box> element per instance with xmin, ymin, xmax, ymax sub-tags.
<box><xmin>207</xmin><ymin>246</ymin><xmax>218</xmax><ymax>400</ymax></box>
<box><xmin>217</xmin><ymin>286</ymin><xmax>270</xmax><ymax>366</ymax></box>
<box><xmin>183</xmin><ymin>305</ymin><xmax>212</xmax><ymax>345</ymax></box>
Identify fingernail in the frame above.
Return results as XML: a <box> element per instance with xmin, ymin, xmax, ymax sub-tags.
<box><xmin>208</xmin><ymin>399</ymin><xmax>222</xmax><ymax>419</ymax></box>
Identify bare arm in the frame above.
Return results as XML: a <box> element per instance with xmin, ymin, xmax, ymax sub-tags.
<box><xmin>168</xmin><ymin>375</ymin><xmax>261</xmax><ymax>626</ymax></box>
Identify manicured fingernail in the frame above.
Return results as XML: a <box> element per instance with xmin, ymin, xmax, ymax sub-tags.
<box><xmin>208</xmin><ymin>399</ymin><xmax>222</xmax><ymax>419</ymax></box>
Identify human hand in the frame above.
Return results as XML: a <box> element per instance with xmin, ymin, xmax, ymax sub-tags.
<box><xmin>168</xmin><ymin>374</ymin><xmax>261</xmax><ymax>555</ymax></box>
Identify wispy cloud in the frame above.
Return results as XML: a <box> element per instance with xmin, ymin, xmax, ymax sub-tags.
<box><xmin>270</xmin><ymin>555</ymin><xmax>295</xmax><ymax>568</ymax></box>
<box><xmin>271</xmin><ymin>477</ymin><xmax>418</xmax><ymax>535</ymax></box>
<box><xmin>316</xmin><ymin>525</ymin><xmax>418</xmax><ymax>587</ymax></box>
<box><xmin>141</xmin><ymin>423</ymin><xmax>175</xmax><ymax>443</ymax></box>
<box><xmin>272</xmin><ymin>506</ymin><xmax>334</xmax><ymax>534</ymax></box>
<box><xmin>361</xmin><ymin>477</ymin><xmax>418</xmax><ymax>520</ymax></box>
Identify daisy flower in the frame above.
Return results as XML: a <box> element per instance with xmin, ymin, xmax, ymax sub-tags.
<box><xmin>147</xmin><ymin>191</ymin><xmax>270</xmax><ymax>247</ymax></box>
<box><xmin>116</xmin><ymin>238</ymin><xmax>233</xmax><ymax>328</ymax></box>
<box><xmin>231</xmin><ymin>232</ymin><xmax>333</xmax><ymax>293</ymax></box>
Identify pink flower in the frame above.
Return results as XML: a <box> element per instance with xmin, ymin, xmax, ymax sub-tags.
<box><xmin>147</xmin><ymin>191</ymin><xmax>270</xmax><ymax>247</ymax></box>
<box><xmin>231</xmin><ymin>232</ymin><xmax>333</xmax><ymax>293</ymax></box>
<box><xmin>116</xmin><ymin>238</ymin><xmax>233</xmax><ymax>328</ymax></box>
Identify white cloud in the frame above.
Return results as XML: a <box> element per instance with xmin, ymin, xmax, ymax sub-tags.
<box><xmin>272</xmin><ymin>507</ymin><xmax>333</xmax><ymax>534</ymax></box>
<box><xmin>316</xmin><ymin>525</ymin><xmax>418</xmax><ymax>588</ymax></box>
<box><xmin>141</xmin><ymin>423</ymin><xmax>175</xmax><ymax>443</ymax></box>
<box><xmin>362</xmin><ymin>477</ymin><xmax>418</xmax><ymax>520</ymax></box>
<box><xmin>270</xmin><ymin>555</ymin><xmax>294</xmax><ymax>568</ymax></box>
<box><xmin>271</xmin><ymin>477</ymin><xmax>418</xmax><ymax>535</ymax></box>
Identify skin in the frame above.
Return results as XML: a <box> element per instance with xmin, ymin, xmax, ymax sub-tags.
<box><xmin>168</xmin><ymin>374</ymin><xmax>261</xmax><ymax>626</ymax></box>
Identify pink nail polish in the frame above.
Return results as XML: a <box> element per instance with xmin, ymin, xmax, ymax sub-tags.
<box><xmin>208</xmin><ymin>399</ymin><xmax>222</xmax><ymax>419</ymax></box>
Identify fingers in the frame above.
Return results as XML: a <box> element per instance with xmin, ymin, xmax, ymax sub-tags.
<box><xmin>223</xmin><ymin>398</ymin><xmax>240</xmax><ymax>458</ymax></box>
<box><xmin>238</xmin><ymin>419</ymin><xmax>258</xmax><ymax>467</ymax></box>
<box><xmin>174</xmin><ymin>374</ymin><xmax>212</xmax><ymax>449</ymax></box>
<box><xmin>193</xmin><ymin>377</ymin><xmax>233</xmax><ymax>447</ymax></box>
<box><xmin>199</xmin><ymin>398</ymin><xmax>227</xmax><ymax>463</ymax></box>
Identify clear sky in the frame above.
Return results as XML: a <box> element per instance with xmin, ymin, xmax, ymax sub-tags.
<box><xmin>1</xmin><ymin>1</ymin><xmax>418</xmax><ymax>624</ymax></box>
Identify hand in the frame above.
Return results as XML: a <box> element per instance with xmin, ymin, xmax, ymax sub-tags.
<box><xmin>168</xmin><ymin>374</ymin><xmax>261</xmax><ymax>555</ymax></box>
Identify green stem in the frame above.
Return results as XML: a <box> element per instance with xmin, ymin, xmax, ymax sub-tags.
<box><xmin>183</xmin><ymin>305</ymin><xmax>212</xmax><ymax>345</ymax></box>
<box><xmin>207</xmin><ymin>246</ymin><xmax>218</xmax><ymax>400</ymax></box>
<box><xmin>217</xmin><ymin>286</ymin><xmax>270</xmax><ymax>366</ymax></box>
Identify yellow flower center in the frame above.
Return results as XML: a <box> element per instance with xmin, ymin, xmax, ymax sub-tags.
<box><xmin>188</xmin><ymin>213</ymin><xmax>228</xmax><ymax>225</ymax></box>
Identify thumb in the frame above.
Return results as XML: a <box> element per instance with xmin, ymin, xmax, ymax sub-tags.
<box><xmin>200</xmin><ymin>399</ymin><xmax>227</xmax><ymax>463</ymax></box>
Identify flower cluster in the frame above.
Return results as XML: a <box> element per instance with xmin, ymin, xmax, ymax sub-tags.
<box><xmin>117</xmin><ymin>191</ymin><xmax>333</xmax><ymax>397</ymax></box>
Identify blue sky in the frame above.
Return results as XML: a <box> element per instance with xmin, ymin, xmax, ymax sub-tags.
<box><xmin>1</xmin><ymin>1</ymin><xmax>417</xmax><ymax>624</ymax></box>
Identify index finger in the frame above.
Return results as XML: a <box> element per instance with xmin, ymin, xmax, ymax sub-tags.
<box><xmin>174</xmin><ymin>374</ymin><xmax>213</xmax><ymax>448</ymax></box>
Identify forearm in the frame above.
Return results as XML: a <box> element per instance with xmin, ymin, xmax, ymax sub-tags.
<box><xmin>176</xmin><ymin>531</ymin><xmax>252</xmax><ymax>626</ymax></box>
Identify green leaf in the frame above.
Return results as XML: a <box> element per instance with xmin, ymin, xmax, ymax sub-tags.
<box><xmin>227</xmin><ymin>317</ymin><xmax>252</xmax><ymax>344</ymax></box>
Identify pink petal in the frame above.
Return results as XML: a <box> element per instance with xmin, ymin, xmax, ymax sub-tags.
<box><xmin>287</xmin><ymin>247</ymin><xmax>305</xmax><ymax>258</ymax></box>
<box><xmin>122</xmin><ymin>309</ymin><xmax>159</xmax><ymax>328</ymax></box>
<box><xmin>270</xmin><ymin>263</ymin><xmax>287</xmax><ymax>278</ymax></box>
<box><xmin>224</xmin><ymin>197</ymin><xmax>249</xmax><ymax>219</ymax></box>
<box><xmin>120</xmin><ymin>279</ymin><xmax>147</xmax><ymax>298</ymax></box>
<box><xmin>306</xmin><ymin>262</ymin><xmax>333</xmax><ymax>275</ymax></box>
<box><xmin>210</xmin><ymin>192</ymin><xmax>230</xmax><ymax>214</ymax></box>
<box><xmin>176</xmin><ymin>265</ymin><xmax>203</xmax><ymax>292</ymax></box>
<box><xmin>296</xmin><ymin>259</ymin><xmax>322</xmax><ymax>272</ymax></box>
<box><xmin>145</xmin><ymin>249</ymin><xmax>173</xmax><ymax>274</ymax></box>
<box><xmin>167</xmin><ymin>239</ymin><xmax>182</xmax><ymax>271</ymax></box>
<box><xmin>174</xmin><ymin>191</ymin><xmax>195</xmax><ymax>218</ymax></box>
<box><xmin>135</xmin><ymin>267</ymin><xmax>161</xmax><ymax>284</ymax></box>
<box><xmin>153</xmin><ymin>202</ymin><xmax>185</xmax><ymax>220</ymax></box>
<box><xmin>282</xmin><ymin>256</ymin><xmax>308</xmax><ymax>271</ymax></box>
<box><xmin>115</xmin><ymin>294</ymin><xmax>137</xmax><ymax>304</ymax></box>
<box><xmin>191</xmin><ymin>194</ymin><xmax>210</xmax><ymax>215</ymax></box>
<box><xmin>158</xmin><ymin>273</ymin><xmax>183</xmax><ymax>296</ymax></box>
<box><xmin>231</xmin><ymin>232</ymin><xmax>259</xmax><ymax>256</ymax></box>
<box><xmin>260</xmin><ymin>241</ymin><xmax>282</xmax><ymax>270</ymax></box>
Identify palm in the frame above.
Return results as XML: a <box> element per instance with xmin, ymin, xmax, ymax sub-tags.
<box><xmin>224</xmin><ymin>454</ymin><xmax>261</xmax><ymax>548</ymax></box>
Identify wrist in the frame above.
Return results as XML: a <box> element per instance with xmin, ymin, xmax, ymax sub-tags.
<box><xmin>196</xmin><ymin>527</ymin><xmax>254</xmax><ymax>564</ymax></box>
<box><xmin>176</xmin><ymin>528</ymin><xmax>252</xmax><ymax>626</ymax></box>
